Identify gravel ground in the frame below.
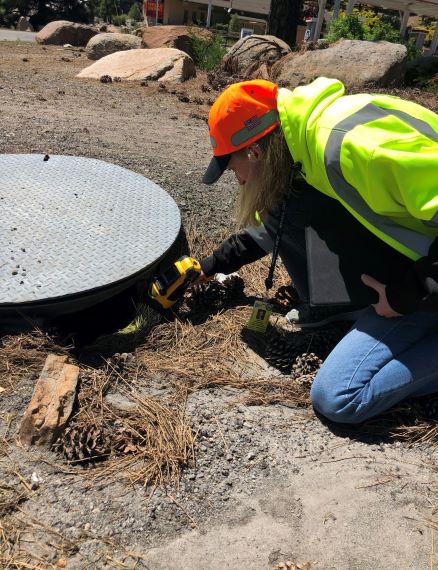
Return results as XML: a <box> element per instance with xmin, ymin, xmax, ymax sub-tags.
<box><xmin>0</xmin><ymin>41</ymin><xmax>437</xmax><ymax>570</ymax></box>
<box><xmin>0</xmin><ymin>41</ymin><xmax>235</xmax><ymax>238</ymax></box>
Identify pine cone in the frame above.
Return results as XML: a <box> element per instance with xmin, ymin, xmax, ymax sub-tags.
<box><xmin>293</xmin><ymin>373</ymin><xmax>316</xmax><ymax>388</ymax></box>
<box><xmin>265</xmin><ymin>334</ymin><xmax>304</xmax><ymax>374</ymax></box>
<box><xmin>272</xmin><ymin>285</ymin><xmax>300</xmax><ymax>313</ymax></box>
<box><xmin>188</xmin><ymin>281</ymin><xmax>223</xmax><ymax>306</ymax></box>
<box><xmin>52</xmin><ymin>425</ymin><xmax>111</xmax><ymax>465</ymax></box>
<box><xmin>222</xmin><ymin>274</ymin><xmax>245</xmax><ymax>296</ymax></box>
<box><xmin>291</xmin><ymin>352</ymin><xmax>323</xmax><ymax>378</ymax></box>
<box><xmin>111</xmin><ymin>427</ymin><xmax>142</xmax><ymax>454</ymax></box>
<box><xmin>109</xmin><ymin>352</ymin><xmax>135</xmax><ymax>373</ymax></box>
<box><xmin>265</xmin><ymin>323</ymin><xmax>348</xmax><ymax>375</ymax></box>
<box><xmin>186</xmin><ymin>275</ymin><xmax>244</xmax><ymax>309</ymax></box>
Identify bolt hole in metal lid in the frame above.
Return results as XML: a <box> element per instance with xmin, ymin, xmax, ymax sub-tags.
<box><xmin>0</xmin><ymin>154</ymin><xmax>181</xmax><ymax>336</ymax></box>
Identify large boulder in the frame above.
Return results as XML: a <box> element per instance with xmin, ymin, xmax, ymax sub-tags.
<box><xmin>221</xmin><ymin>34</ymin><xmax>291</xmax><ymax>75</ymax></box>
<box><xmin>36</xmin><ymin>20</ymin><xmax>98</xmax><ymax>46</ymax></box>
<box><xmin>272</xmin><ymin>39</ymin><xmax>407</xmax><ymax>88</ymax></box>
<box><xmin>86</xmin><ymin>32</ymin><xmax>141</xmax><ymax>60</ymax></box>
<box><xmin>77</xmin><ymin>48</ymin><xmax>196</xmax><ymax>82</ymax></box>
<box><xmin>137</xmin><ymin>25</ymin><xmax>212</xmax><ymax>59</ymax></box>
<box><xmin>99</xmin><ymin>24</ymin><xmax>120</xmax><ymax>33</ymax></box>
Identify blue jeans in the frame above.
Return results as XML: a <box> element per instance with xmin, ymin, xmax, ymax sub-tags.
<box><xmin>310</xmin><ymin>308</ymin><xmax>438</xmax><ymax>424</ymax></box>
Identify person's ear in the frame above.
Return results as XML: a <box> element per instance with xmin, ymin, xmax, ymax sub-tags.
<box><xmin>246</xmin><ymin>143</ymin><xmax>263</xmax><ymax>162</ymax></box>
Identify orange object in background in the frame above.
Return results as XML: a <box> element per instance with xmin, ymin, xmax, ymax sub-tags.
<box><xmin>144</xmin><ymin>0</ymin><xmax>164</xmax><ymax>19</ymax></box>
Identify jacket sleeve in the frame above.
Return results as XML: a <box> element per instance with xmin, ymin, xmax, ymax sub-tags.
<box><xmin>200</xmin><ymin>224</ymin><xmax>273</xmax><ymax>277</ymax></box>
<box><xmin>386</xmin><ymin>238</ymin><xmax>438</xmax><ymax>313</ymax></box>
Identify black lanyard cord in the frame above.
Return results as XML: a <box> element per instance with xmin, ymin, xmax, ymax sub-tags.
<box><xmin>265</xmin><ymin>197</ymin><xmax>287</xmax><ymax>291</ymax></box>
<box><xmin>264</xmin><ymin>162</ymin><xmax>302</xmax><ymax>293</ymax></box>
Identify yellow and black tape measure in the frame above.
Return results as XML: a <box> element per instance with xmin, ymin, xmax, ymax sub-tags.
<box><xmin>149</xmin><ymin>256</ymin><xmax>202</xmax><ymax>310</ymax></box>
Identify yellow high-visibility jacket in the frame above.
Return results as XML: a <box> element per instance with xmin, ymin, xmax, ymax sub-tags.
<box><xmin>277</xmin><ymin>78</ymin><xmax>438</xmax><ymax>313</ymax></box>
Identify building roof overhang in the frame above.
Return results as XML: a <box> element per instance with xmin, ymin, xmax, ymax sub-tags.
<box><xmin>359</xmin><ymin>0</ymin><xmax>438</xmax><ymax>18</ymax></box>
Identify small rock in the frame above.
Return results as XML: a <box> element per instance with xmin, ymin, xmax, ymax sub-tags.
<box><xmin>30</xmin><ymin>472</ymin><xmax>42</xmax><ymax>490</ymax></box>
<box><xmin>19</xmin><ymin>354</ymin><xmax>79</xmax><ymax>447</ymax></box>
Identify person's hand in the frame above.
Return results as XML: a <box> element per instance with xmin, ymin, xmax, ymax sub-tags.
<box><xmin>361</xmin><ymin>274</ymin><xmax>402</xmax><ymax>318</ymax></box>
<box><xmin>193</xmin><ymin>270</ymin><xmax>207</xmax><ymax>286</ymax></box>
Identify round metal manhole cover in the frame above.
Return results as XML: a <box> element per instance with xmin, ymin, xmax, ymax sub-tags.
<box><xmin>0</xmin><ymin>154</ymin><xmax>181</xmax><ymax>310</ymax></box>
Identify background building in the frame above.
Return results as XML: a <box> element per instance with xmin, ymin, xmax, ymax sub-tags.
<box><xmin>154</xmin><ymin>0</ymin><xmax>270</xmax><ymax>28</ymax></box>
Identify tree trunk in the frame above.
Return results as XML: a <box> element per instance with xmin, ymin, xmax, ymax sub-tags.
<box><xmin>267</xmin><ymin>0</ymin><xmax>302</xmax><ymax>47</ymax></box>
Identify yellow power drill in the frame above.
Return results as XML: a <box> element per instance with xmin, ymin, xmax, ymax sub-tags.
<box><xmin>149</xmin><ymin>256</ymin><xmax>202</xmax><ymax>311</ymax></box>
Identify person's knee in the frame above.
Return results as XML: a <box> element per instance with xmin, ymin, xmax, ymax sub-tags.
<box><xmin>310</xmin><ymin>372</ymin><xmax>363</xmax><ymax>425</ymax></box>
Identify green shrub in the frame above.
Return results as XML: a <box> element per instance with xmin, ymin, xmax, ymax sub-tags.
<box><xmin>364</xmin><ymin>19</ymin><xmax>400</xmax><ymax>42</ymax></box>
<box><xmin>189</xmin><ymin>29</ymin><xmax>226</xmax><ymax>71</ymax></box>
<box><xmin>1</xmin><ymin>0</ymin><xmax>93</xmax><ymax>27</ymax></box>
<box><xmin>98</xmin><ymin>0</ymin><xmax>120</xmax><ymax>21</ymax></box>
<box><xmin>112</xmin><ymin>13</ymin><xmax>127</xmax><ymax>25</ymax></box>
<box><xmin>327</xmin><ymin>14</ymin><xmax>365</xmax><ymax>43</ymax></box>
<box><xmin>0</xmin><ymin>7</ymin><xmax>19</xmax><ymax>28</ymax></box>
<box><xmin>213</xmin><ymin>23</ymin><xmax>228</xmax><ymax>32</ymax></box>
<box><xmin>127</xmin><ymin>2</ymin><xmax>142</xmax><ymax>21</ymax></box>
<box><xmin>406</xmin><ymin>37</ymin><xmax>422</xmax><ymax>61</ymax></box>
<box><xmin>327</xmin><ymin>11</ymin><xmax>404</xmax><ymax>47</ymax></box>
<box><xmin>228</xmin><ymin>13</ymin><xmax>240</xmax><ymax>33</ymax></box>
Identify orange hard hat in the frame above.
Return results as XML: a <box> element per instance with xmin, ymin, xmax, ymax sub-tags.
<box><xmin>202</xmin><ymin>79</ymin><xmax>280</xmax><ymax>185</ymax></box>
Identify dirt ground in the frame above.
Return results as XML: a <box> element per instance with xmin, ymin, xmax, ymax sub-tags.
<box><xmin>0</xmin><ymin>41</ymin><xmax>437</xmax><ymax>570</ymax></box>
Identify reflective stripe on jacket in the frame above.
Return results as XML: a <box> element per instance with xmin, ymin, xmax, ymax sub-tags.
<box><xmin>277</xmin><ymin>77</ymin><xmax>438</xmax><ymax>261</ymax></box>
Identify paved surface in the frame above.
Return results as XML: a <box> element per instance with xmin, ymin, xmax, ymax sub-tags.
<box><xmin>0</xmin><ymin>29</ymin><xmax>36</xmax><ymax>42</ymax></box>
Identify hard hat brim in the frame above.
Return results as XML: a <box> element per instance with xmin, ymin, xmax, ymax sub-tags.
<box><xmin>202</xmin><ymin>153</ymin><xmax>231</xmax><ymax>185</ymax></box>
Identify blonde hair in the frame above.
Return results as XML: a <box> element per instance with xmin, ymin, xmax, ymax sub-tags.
<box><xmin>235</xmin><ymin>127</ymin><xmax>296</xmax><ymax>228</ymax></box>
